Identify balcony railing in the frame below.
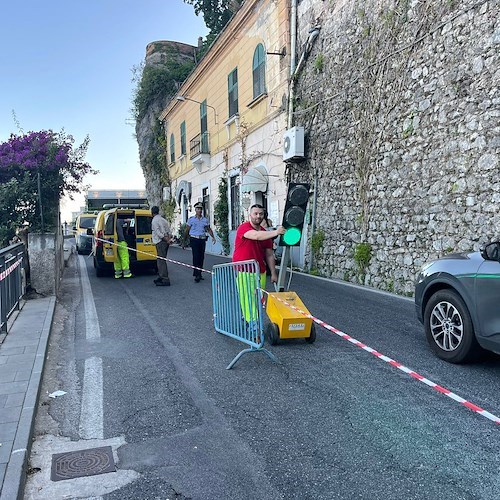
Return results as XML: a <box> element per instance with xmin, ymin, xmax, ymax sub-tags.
<box><xmin>190</xmin><ymin>132</ymin><xmax>210</xmax><ymax>159</ymax></box>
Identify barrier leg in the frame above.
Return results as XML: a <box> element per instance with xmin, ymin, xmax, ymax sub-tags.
<box><xmin>226</xmin><ymin>346</ymin><xmax>279</xmax><ymax>370</ymax></box>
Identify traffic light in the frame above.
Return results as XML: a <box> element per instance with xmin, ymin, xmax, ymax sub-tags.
<box><xmin>279</xmin><ymin>183</ymin><xmax>310</xmax><ymax>246</ymax></box>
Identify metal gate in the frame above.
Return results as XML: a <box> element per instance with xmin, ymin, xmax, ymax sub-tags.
<box><xmin>0</xmin><ymin>243</ymin><xmax>25</xmax><ymax>333</ymax></box>
<box><xmin>212</xmin><ymin>259</ymin><xmax>277</xmax><ymax>369</ymax></box>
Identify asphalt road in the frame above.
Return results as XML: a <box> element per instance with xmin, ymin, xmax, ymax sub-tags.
<box><xmin>25</xmin><ymin>246</ymin><xmax>500</xmax><ymax>499</ymax></box>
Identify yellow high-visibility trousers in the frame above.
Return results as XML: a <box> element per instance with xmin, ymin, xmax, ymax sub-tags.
<box><xmin>236</xmin><ymin>271</ymin><xmax>266</xmax><ymax>322</ymax></box>
<box><xmin>114</xmin><ymin>241</ymin><xmax>131</xmax><ymax>278</ymax></box>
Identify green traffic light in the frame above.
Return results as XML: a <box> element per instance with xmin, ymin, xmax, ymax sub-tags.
<box><xmin>283</xmin><ymin>227</ymin><xmax>301</xmax><ymax>246</ymax></box>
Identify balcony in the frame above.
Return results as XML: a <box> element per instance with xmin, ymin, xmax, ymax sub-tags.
<box><xmin>190</xmin><ymin>132</ymin><xmax>210</xmax><ymax>172</ymax></box>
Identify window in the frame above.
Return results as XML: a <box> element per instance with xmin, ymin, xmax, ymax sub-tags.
<box><xmin>136</xmin><ymin>216</ymin><xmax>152</xmax><ymax>235</ymax></box>
<box><xmin>202</xmin><ymin>187</ymin><xmax>210</xmax><ymax>222</ymax></box>
<box><xmin>180</xmin><ymin>121</ymin><xmax>186</xmax><ymax>156</ymax></box>
<box><xmin>169</xmin><ymin>133</ymin><xmax>175</xmax><ymax>163</ymax></box>
<box><xmin>252</xmin><ymin>44</ymin><xmax>266</xmax><ymax>99</ymax></box>
<box><xmin>104</xmin><ymin>214</ymin><xmax>115</xmax><ymax>235</ymax></box>
<box><xmin>79</xmin><ymin>217</ymin><xmax>96</xmax><ymax>229</ymax></box>
<box><xmin>200</xmin><ymin>101</ymin><xmax>208</xmax><ymax>153</ymax></box>
<box><xmin>230</xmin><ymin>175</ymin><xmax>240</xmax><ymax>230</ymax></box>
<box><xmin>228</xmin><ymin>68</ymin><xmax>239</xmax><ymax>118</ymax></box>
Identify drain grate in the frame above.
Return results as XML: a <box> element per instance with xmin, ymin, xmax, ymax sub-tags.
<box><xmin>51</xmin><ymin>446</ymin><xmax>116</xmax><ymax>482</ymax></box>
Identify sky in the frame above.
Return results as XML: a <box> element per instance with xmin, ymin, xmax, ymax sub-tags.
<box><xmin>0</xmin><ymin>0</ymin><xmax>208</xmax><ymax>222</ymax></box>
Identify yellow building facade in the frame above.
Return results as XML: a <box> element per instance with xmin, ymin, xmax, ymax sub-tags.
<box><xmin>160</xmin><ymin>0</ymin><xmax>290</xmax><ymax>253</ymax></box>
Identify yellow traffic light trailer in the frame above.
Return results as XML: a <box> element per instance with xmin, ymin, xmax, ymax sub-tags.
<box><xmin>265</xmin><ymin>291</ymin><xmax>316</xmax><ymax>345</ymax></box>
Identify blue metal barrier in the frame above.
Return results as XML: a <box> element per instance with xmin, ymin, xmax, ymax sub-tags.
<box><xmin>0</xmin><ymin>243</ymin><xmax>25</xmax><ymax>333</ymax></box>
<box><xmin>212</xmin><ymin>259</ymin><xmax>277</xmax><ymax>369</ymax></box>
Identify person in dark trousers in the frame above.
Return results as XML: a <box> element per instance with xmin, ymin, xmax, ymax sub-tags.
<box><xmin>184</xmin><ymin>202</ymin><xmax>216</xmax><ymax>282</ymax></box>
<box><xmin>151</xmin><ymin>206</ymin><xmax>172</xmax><ymax>286</ymax></box>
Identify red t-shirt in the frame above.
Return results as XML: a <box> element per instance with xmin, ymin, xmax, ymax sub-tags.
<box><xmin>232</xmin><ymin>221</ymin><xmax>272</xmax><ymax>273</ymax></box>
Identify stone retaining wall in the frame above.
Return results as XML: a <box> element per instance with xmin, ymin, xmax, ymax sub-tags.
<box><xmin>28</xmin><ymin>211</ymin><xmax>64</xmax><ymax>296</ymax></box>
<box><xmin>295</xmin><ymin>0</ymin><xmax>499</xmax><ymax>295</ymax></box>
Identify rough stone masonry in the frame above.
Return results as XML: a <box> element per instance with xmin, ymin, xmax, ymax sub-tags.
<box><xmin>294</xmin><ymin>0</ymin><xmax>499</xmax><ymax>295</ymax></box>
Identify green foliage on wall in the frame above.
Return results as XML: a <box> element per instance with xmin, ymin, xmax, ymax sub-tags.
<box><xmin>161</xmin><ymin>198</ymin><xmax>177</xmax><ymax>226</ymax></box>
<box><xmin>132</xmin><ymin>56</ymin><xmax>194</xmax><ymax>121</ymax></box>
<box><xmin>314</xmin><ymin>54</ymin><xmax>325</xmax><ymax>73</ymax></box>
<box><xmin>311</xmin><ymin>229</ymin><xmax>325</xmax><ymax>259</ymax></box>
<box><xmin>214</xmin><ymin>176</ymin><xmax>230</xmax><ymax>255</ymax></box>
<box><xmin>354</xmin><ymin>242</ymin><xmax>372</xmax><ymax>280</ymax></box>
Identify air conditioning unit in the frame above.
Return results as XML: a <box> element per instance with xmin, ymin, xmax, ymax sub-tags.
<box><xmin>283</xmin><ymin>126</ymin><xmax>305</xmax><ymax>161</ymax></box>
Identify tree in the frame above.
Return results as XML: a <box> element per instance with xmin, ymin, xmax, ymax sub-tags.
<box><xmin>0</xmin><ymin>130</ymin><xmax>96</xmax><ymax>246</ymax></box>
<box><xmin>184</xmin><ymin>0</ymin><xmax>242</xmax><ymax>36</ymax></box>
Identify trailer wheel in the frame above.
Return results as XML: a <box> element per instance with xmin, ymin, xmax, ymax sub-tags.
<box><xmin>266</xmin><ymin>322</ymin><xmax>280</xmax><ymax>346</ymax></box>
<box><xmin>305</xmin><ymin>323</ymin><xmax>316</xmax><ymax>344</ymax></box>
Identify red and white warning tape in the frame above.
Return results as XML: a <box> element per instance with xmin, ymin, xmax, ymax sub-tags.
<box><xmin>92</xmin><ymin>236</ymin><xmax>500</xmax><ymax>425</ymax></box>
<box><xmin>93</xmin><ymin>236</ymin><xmax>214</xmax><ymax>275</ymax></box>
<box><xmin>0</xmin><ymin>258</ymin><xmax>22</xmax><ymax>282</ymax></box>
<box><xmin>261</xmin><ymin>290</ymin><xmax>500</xmax><ymax>425</ymax></box>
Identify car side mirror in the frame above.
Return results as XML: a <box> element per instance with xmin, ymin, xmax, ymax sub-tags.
<box><xmin>87</xmin><ymin>228</ymin><xmax>94</xmax><ymax>236</ymax></box>
<box><xmin>480</xmin><ymin>242</ymin><xmax>500</xmax><ymax>262</ymax></box>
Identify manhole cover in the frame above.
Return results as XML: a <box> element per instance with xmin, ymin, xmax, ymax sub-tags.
<box><xmin>51</xmin><ymin>446</ymin><xmax>116</xmax><ymax>482</ymax></box>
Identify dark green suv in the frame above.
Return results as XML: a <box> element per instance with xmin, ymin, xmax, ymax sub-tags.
<box><xmin>415</xmin><ymin>241</ymin><xmax>500</xmax><ymax>363</ymax></box>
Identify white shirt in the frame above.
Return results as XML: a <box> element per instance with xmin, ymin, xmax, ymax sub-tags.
<box><xmin>151</xmin><ymin>214</ymin><xmax>171</xmax><ymax>244</ymax></box>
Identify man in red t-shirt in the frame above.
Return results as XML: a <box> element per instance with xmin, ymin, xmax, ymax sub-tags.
<box><xmin>233</xmin><ymin>204</ymin><xmax>286</xmax><ymax>322</ymax></box>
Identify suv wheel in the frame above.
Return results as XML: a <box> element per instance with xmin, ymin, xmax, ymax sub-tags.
<box><xmin>424</xmin><ymin>290</ymin><xmax>481</xmax><ymax>363</ymax></box>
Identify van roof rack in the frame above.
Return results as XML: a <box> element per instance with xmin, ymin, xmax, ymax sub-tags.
<box><xmin>102</xmin><ymin>203</ymin><xmax>150</xmax><ymax>209</ymax></box>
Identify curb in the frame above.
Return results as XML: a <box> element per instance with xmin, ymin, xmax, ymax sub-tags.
<box><xmin>1</xmin><ymin>296</ymin><xmax>56</xmax><ymax>500</ymax></box>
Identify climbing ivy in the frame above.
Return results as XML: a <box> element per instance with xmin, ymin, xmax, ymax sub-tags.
<box><xmin>132</xmin><ymin>54</ymin><xmax>194</xmax><ymax>121</ymax></box>
<box><xmin>354</xmin><ymin>242</ymin><xmax>372</xmax><ymax>282</ymax></box>
<box><xmin>213</xmin><ymin>176</ymin><xmax>230</xmax><ymax>255</ymax></box>
<box><xmin>311</xmin><ymin>229</ymin><xmax>325</xmax><ymax>259</ymax></box>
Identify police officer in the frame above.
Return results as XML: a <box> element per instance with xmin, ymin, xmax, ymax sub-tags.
<box><xmin>184</xmin><ymin>202</ymin><xmax>216</xmax><ymax>282</ymax></box>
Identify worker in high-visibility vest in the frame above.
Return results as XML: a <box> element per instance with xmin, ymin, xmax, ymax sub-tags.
<box><xmin>114</xmin><ymin>219</ymin><xmax>132</xmax><ymax>279</ymax></box>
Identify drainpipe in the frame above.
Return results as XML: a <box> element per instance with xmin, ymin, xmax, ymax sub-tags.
<box><xmin>308</xmin><ymin>168</ymin><xmax>318</xmax><ymax>272</ymax></box>
<box><xmin>279</xmin><ymin>4</ymin><xmax>321</xmax><ymax>290</ymax></box>
<box><xmin>287</xmin><ymin>0</ymin><xmax>298</xmax><ymax>129</ymax></box>
<box><xmin>287</xmin><ymin>24</ymin><xmax>320</xmax><ymax>129</ymax></box>
<box><xmin>277</xmin><ymin>0</ymin><xmax>298</xmax><ymax>291</ymax></box>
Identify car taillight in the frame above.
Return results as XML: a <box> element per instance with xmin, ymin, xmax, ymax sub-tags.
<box><xmin>96</xmin><ymin>230</ymin><xmax>103</xmax><ymax>247</ymax></box>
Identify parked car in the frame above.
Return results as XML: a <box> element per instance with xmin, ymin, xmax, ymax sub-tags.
<box><xmin>74</xmin><ymin>212</ymin><xmax>98</xmax><ymax>254</ymax></box>
<box><xmin>92</xmin><ymin>204</ymin><xmax>157</xmax><ymax>277</ymax></box>
<box><xmin>415</xmin><ymin>241</ymin><xmax>500</xmax><ymax>363</ymax></box>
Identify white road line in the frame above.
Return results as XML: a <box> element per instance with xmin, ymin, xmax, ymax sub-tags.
<box><xmin>79</xmin><ymin>255</ymin><xmax>101</xmax><ymax>342</ymax></box>
<box><xmin>79</xmin><ymin>357</ymin><xmax>104</xmax><ymax>439</ymax></box>
<box><xmin>78</xmin><ymin>256</ymin><xmax>104</xmax><ymax>440</ymax></box>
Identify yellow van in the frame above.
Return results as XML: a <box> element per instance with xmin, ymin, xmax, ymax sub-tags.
<box><xmin>92</xmin><ymin>205</ymin><xmax>157</xmax><ymax>277</ymax></box>
<box><xmin>74</xmin><ymin>212</ymin><xmax>98</xmax><ymax>254</ymax></box>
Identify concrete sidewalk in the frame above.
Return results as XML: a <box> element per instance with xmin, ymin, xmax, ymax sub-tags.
<box><xmin>0</xmin><ymin>238</ymin><xmax>72</xmax><ymax>499</ymax></box>
<box><xmin>0</xmin><ymin>296</ymin><xmax>56</xmax><ymax>500</ymax></box>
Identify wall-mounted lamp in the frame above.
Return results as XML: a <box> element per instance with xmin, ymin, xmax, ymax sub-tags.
<box><xmin>176</xmin><ymin>96</ymin><xmax>218</xmax><ymax>125</ymax></box>
<box><xmin>266</xmin><ymin>47</ymin><xmax>286</xmax><ymax>57</ymax></box>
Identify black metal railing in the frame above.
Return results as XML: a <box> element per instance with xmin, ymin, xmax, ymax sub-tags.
<box><xmin>0</xmin><ymin>242</ymin><xmax>25</xmax><ymax>333</ymax></box>
<box><xmin>190</xmin><ymin>132</ymin><xmax>210</xmax><ymax>159</ymax></box>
